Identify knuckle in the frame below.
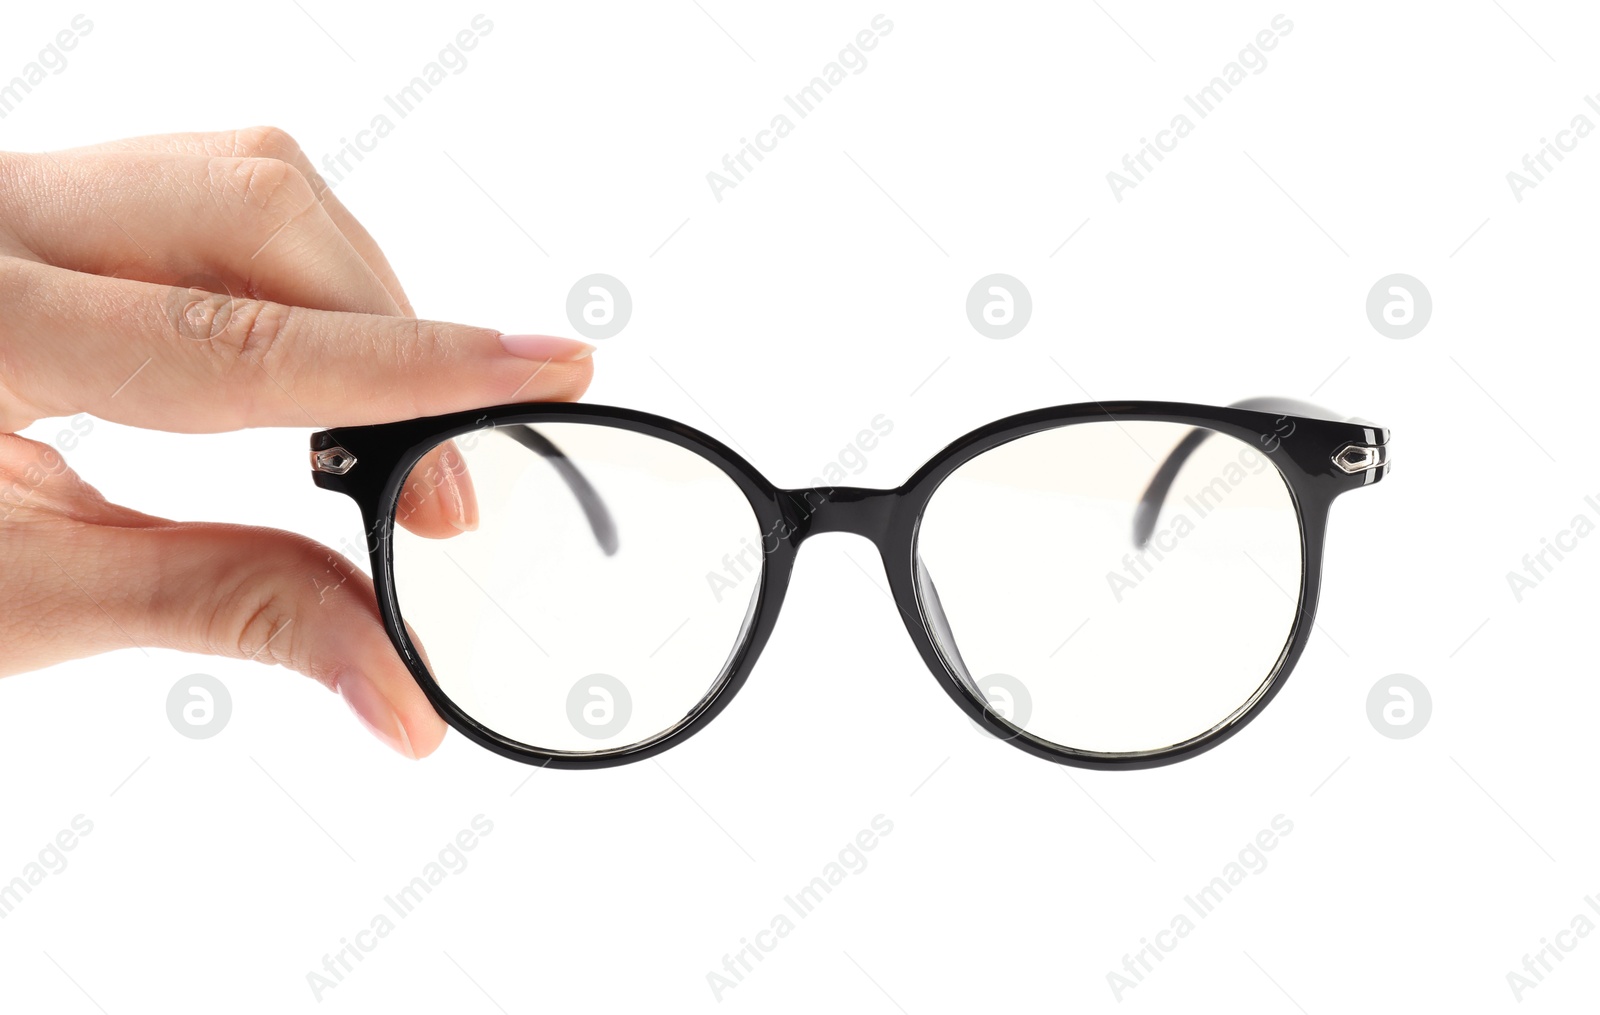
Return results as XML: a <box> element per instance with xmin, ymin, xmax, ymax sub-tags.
<box><xmin>208</xmin><ymin>535</ymin><xmax>354</xmax><ymax>682</ymax></box>
<box><xmin>214</xmin><ymin>155</ymin><xmax>314</xmax><ymax>218</ymax></box>
<box><xmin>0</xmin><ymin>435</ymin><xmax>72</xmax><ymax>517</ymax></box>
<box><xmin>167</xmin><ymin>278</ymin><xmax>271</xmax><ymax>341</ymax></box>
<box><xmin>221</xmin><ymin>585</ymin><xmax>300</xmax><ymax>667</ymax></box>
<box><xmin>208</xmin><ymin>538</ymin><xmax>312</xmax><ymax>664</ymax></box>
<box><xmin>227</xmin><ymin>125</ymin><xmax>331</xmax><ymax>204</ymax></box>
<box><xmin>229</xmin><ymin>125</ymin><xmax>303</xmax><ymax>163</ymax></box>
<box><xmin>171</xmin><ymin>293</ymin><xmax>295</xmax><ymax>427</ymax></box>
<box><xmin>167</xmin><ymin>283</ymin><xmax>237</xmax><ymax>344</ymax></box>
<box><xmin>400</xmin><ymin>317</ymin><xmax>444</xmax><ymax>365</ymax></box>
<box><xmin>211</xmin><ymin>297</ymin><xmax>292</xmax><ymax>366</ymax></box>
<box><xmin>0</xmin><ymin>433</ymin><xmax>64</xmax><ymax>477</ymax></box>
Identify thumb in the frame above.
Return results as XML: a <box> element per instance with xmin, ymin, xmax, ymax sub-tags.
<box><xmin>68</xmin><ymin>521</ymin><xmax>446</xmax><ymax>758</ymax></box>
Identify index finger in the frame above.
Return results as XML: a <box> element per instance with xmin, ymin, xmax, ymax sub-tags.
<box><xmin>70</xmin><ymin>126</ymin><xmax>416</xmax><ymax>316</ymax></box>
<box><xmin>0</xmin><ymin>261</ymin><xmax>593</xmax><ymax>433</ymax></box>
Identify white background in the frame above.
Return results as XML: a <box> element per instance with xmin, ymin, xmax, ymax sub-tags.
<box><xmin>1</xmin><ymin>2</ymin><xmax>1596</xmax><ymax>1011</ymax></box>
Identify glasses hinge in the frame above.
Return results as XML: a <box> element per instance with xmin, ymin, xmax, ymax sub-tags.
<box><xmin>1332</xmin><ymin>443</ymin><xmax>1386</xmax><ymax>475</ymax></box>
<box><xmin>311</xmin><ymin>447</ymin><xmax>358</xmax><ymax>475</ymax></box>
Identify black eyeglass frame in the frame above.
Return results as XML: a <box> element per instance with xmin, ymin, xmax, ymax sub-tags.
<box><xmin>310</xmin><ymin>399</ymin><xmax>1389</xmax><ymax>771</ymax></box>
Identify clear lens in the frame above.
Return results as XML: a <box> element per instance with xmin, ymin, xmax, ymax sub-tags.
<box><xmin>914</xmin><ymin>421</ymin><xmax>1303</xmax><ymax>754</ymax></box>
<box><xmin>391</xmin><ymin>422</ymin><xmax>764</xmax><ymax>754</ymax></box>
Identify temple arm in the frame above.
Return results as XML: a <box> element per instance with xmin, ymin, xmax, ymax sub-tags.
<box><xmin>499</xmin><ymin>425</ymin><xmax>619</xmax><ymax>555</ymax></box>
<box><xmin>1131</xmin><ymin>397</ymin><xmax>1348</xmax><ymax>549</ymax></box>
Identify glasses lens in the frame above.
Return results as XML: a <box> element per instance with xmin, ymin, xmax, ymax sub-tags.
<box><xmin>391</xmin><ymin>421</ymin><xmax>764</xmax><ymax>755</ymax></box>
<box><xmin>914</xmin><ymin>420</ymin><xmax>1302</xmax><ymax>754</ymax></box>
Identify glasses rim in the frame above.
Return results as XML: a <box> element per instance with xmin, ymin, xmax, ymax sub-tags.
<box><xmin>309</xmin><ymin>398</ymin><xmax>1389</xmax><ymax>771</ymax></box>
<box><xmin>911</xmin><ymin>419</ymin><xmax>1310</xmax><ymax>758</ymax></box>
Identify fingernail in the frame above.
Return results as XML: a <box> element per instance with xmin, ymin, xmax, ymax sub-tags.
<box><xmin>498</xmin><ymin>334</ymin><xmax>594</xmax><ymax>361</ymax></box>
<box><xmin>442</xmin><ymin>462</ymin><xmax>479</xmax><ymax>533</ymax></box>
<box><xmin>337</xmin><ymin>670</ymin><xmax>416</xmax><ymax>759</ymax></box>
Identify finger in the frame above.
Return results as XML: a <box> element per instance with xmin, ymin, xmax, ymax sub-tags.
<box><xmin>4</xmin><ymin>150</ymin><xmax>403</xmax><ymax>316</ymax></box>
<box><xmin>10</xmin><ymin>149</ymin><xmax>480</xmax><ymax>535</ymax></box>
<box><xmin>35</xmin><ymin>516</ymin><xmax>447</xmax><ymax>758</ymax></box>
<box><xmin>396</xmin><ymin>437</ymin><xmax>480</xmax><ymax>539</ymax></box>
<box><xmin>1</xmin><ymin>433</ymin><xmax>440</xmax><ymax>758</ymax></box>
<box><xmin>66</xmin><ymin>126</ymin><xmax>415</xmax><ymax>314</ymax></box>
<box><xmin>0</xmin><ymin>258</ymin><xmax>594</xmax><ymax>433</ymax></box>
<box><xmin>1</xmin><ymin>148</ymin><xmax>478</xmax><ymax>533</ymax></box>
<box><xmin>0</xmin><ymin>431</ymin><xmax>163</xmax><ymax>547</ymax></box>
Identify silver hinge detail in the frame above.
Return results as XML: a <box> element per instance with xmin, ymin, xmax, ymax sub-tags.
<box><xmin>1332</xmin><ymin>443</ymin><xmax>1386</xmax><ymax>474</ymax></box>
<box><xmin>312</xmin><ymin>447</ymin><xmax>357</xmax><ymax>475</ymax></box>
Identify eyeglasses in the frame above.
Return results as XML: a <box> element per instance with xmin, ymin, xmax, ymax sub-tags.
<box><xmin>309</xmin><ymin>397</ymin><xmax>1389</xmax><ymax>770</ymax></box>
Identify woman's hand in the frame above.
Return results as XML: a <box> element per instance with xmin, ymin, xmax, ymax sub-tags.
<box><xmin>0</xmin><ymin>126</ymin><xmax>595</xmax><ymax>758</ymax></box>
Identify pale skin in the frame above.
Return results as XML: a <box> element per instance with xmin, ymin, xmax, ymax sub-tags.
<box><xmin>0</xmin><ymin>127</ymin><xmax>596</xmax><ymax>758</ymax></box>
